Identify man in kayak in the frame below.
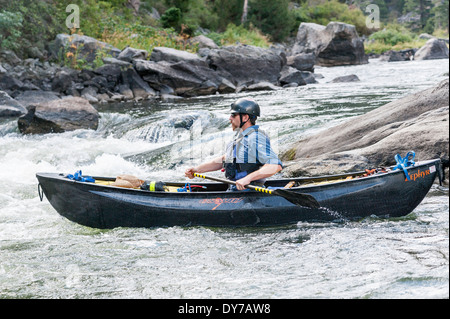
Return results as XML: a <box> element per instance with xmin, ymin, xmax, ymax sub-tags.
<box><xmin>185</xmin><ymin>98</ymin><xmax>282</xmax><ymax>191</ymax></box>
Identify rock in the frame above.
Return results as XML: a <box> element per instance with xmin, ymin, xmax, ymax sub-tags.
<box><xmin>418</xmin><ymin>33</ymin><xmax>435</xmax><ymax>40</ymax></box>
<box><xmin>205</xmin><ymin>45</ymin><xmax>285</xmax><ymax>86</ymax></box>
<box><xmin>279</xmin><ymin>66</ymin><xmax>306</xmax><ymax>86</ymax></box>
<box><xmin>18</xmin><ymin>96</ymin><xmax>99</xmax><ymax>134</ymax></box>
<box><xmin>93</xmin><ymin>64</ymin><xmax>122</xmax><ymax>80</ymax></box>
<box><xmin>0</xmin><ymin>74</ymin><xmax>24</xmax><ymax>91</ymax></box>
<box><xmin>189</xmin><ymin>35</ymin><xmax>219</xmax><ymax>49</ymax></box>
<box><xmin>0</xmin><ymin>50</ymin><xmax>21</xmax><ymax>65</ymax></box>
<box><xmin>286</xmin><ymin>53</ymin><xmax>315</xmax><ymax>72</ymax></box>
<box><xmin>330</xmin><ymin>74</ymin><xmax>360</xmax><ymax>83</ymax></box>
<box><xmin>49</xmin><ymin>34</ymin><xmax>121</xmax><ymax>64</ymax></box>
<box><xmin>301</xmin><ymin>71</ymin><xmax>318</xmax><ymax>84</ymax></box>
<box><xmin>51</xmin><ymin>70</ymin><xmax>74</xmax><ymax>93</ymax></box>
<box><xmin>292</xmin><ymin>22</ymin><xmax>368</xmax><ymax>67</ymax></box>
<box><xmin>81</xmin><ymin>86</ymin><xmax>99</xmax><ymax>99</ymax></box>
<box><xmin>102</xmin><ymin>57</ymin><xmax>133</xmax><ymax>67</ymax></box>
<box><xmin>121</xmin><ymin>67</ymin><xmax>156</xmax><ymax>99</ymax></box>
<box><xmin>0</xmin><ymin>91</ymin><xmax>27</xmax><ymax>117</ymax></box>
<box><xmin>0</xmin><ymin>64</ymin><xmax>6</xmax><ymax>74</ymax></box>
<box><xmin>118</xmin><ymin>47</ymin><xmax>149</xmax><ymax>62</ymax></box>
<box><xmin>119</xmin><ymin>84</ymin><xmax>134</xmax><ymax>99</ymax></box>
<box><xmin>245</xmin><ymin>81</ymin><xmax>280</xmax><ymax>91</ymax></box>
<box><xmin>380</xmin><ymin>49</ymin><xmax>415</xmax><ymax>62</ymax></box>
<box><xmin>135</xmin><ymin>59</ymin><xmax>222</xmax><ymax>97</ymax></box>
<box><xmin>150</xmin><ymin>47</ymin><xmax>206</xmax><ymax>66</ymax></box>
<box><xmin>414</xmin><ymin>38</ymin><xmax>449</xmax><ymax>60</ymax></box>
<box><xmin>14</xmin><ymin>90</ymin><xmax>60</xmax><ymax>109</ymax></box>
<box><xmin>292</xmin><ymin>23</ymin><xmax>327</xmax><ymax>55</ymax></box>
<box><xmin>316</xmin><ymin>22</ymin><xmax>368</xmax><ymax>66</ymax></box>
<box><xmin>281</xmin><ymin>79</ymin><xmax>449</xmax><ymax>176</ymax></box>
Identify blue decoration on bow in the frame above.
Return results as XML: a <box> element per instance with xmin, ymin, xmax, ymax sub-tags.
<box><xmin>393</xmin><ymin>151</ymin><xmax>415</xmax><ymax>180</ymax></box>
<box><xmin>67</xmin><ymin>170</ymin><xmax>95</xmax><ymax>183</ymax></box>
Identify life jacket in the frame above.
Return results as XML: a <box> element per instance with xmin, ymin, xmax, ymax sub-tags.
<box><xmin>223</xmin><ymin>127</ymin><xmax>264</xmax><ymax>181</ymax></box>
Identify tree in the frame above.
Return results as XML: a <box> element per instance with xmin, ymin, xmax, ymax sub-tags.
<box><xmin>403</xmin><ymin>0</ymin><xmax>433</xmax><ymax>30</ymax></box>
<box><xmin>241</xmin><ymin>0</ymin><xmax>248</xmax><ymax>24</ymax></box>
<box><xmin>248</xmin><ymin>0</ymin><xmax>293</xmax><ymax>42</ymax></box>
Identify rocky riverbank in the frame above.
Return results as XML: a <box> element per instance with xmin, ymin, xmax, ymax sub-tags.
<box><xmin>0</xmin><ymin>21</ymin><xmax>449</xmax><ymax>135</ymax></box>
<box><xmin>281</xmin><ymin>78</ymin><xmax>449</xmax><ymax>181</ymax></box>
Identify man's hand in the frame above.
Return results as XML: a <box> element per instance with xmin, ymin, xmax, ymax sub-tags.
<box><xmin>235</xmin><ymin>176</ymin><xmax>252</xmax><ymax>190</ymax></box>
<box><xmin>185</xmin><ymin>167</ymin><xmax>197</xmax><ymax>179</ymax></box>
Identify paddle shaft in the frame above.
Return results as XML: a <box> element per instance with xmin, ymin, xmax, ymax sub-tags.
<box><xmin>193</xmin><ymin>173</ymin><xmax>321</xmax><ymax>209</ymax></box>
<box><xmin>193</xmin><ymin>173</ymin><xmax>270</xmax><ymax>193</ymax></box>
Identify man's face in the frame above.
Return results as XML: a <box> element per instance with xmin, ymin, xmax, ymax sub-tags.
<box><xmin>229</xmin><ymin>113</ymin><xmax>249</xmax><ymax>131</ymax></box>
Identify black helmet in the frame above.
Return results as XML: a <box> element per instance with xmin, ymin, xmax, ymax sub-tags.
<box><xmin>230</xmin><ymin>98</ymin><xmax>260</xmax><ymax>117</ymax></box>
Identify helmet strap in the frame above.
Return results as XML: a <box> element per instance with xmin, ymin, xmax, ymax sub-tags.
<box><xmin>239</xmin><ymin>114</ymin><xmax>249</xmax><ymax>129</ymax></box>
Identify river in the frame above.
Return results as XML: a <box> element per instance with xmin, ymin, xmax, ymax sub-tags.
<box><xmin>0</xmin><ymin>58</ymin><xmax>448</xmax><ymax>299</ymax></box>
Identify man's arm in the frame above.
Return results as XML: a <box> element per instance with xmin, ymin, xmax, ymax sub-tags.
<box><xmin>185</xmin><ymin>155</ymin><xmax>225</xmax><ymax>179</ymax></box>
<box><xmin>235</xmin><ymin>163</ymin><xmax>282</xmax><ymax>190</ymax></box>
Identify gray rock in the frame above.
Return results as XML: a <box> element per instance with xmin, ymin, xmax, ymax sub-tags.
<box><xmin>121</xmin><ymin>67</ymin><xmax>156</xmax><ymax>99</ymax></box>
<box><xmin>18</xmin><ymin>96</ymin><xmax>99</xmax><ymax>134</ymax></box>
<box><xmin>414</xmin><ymin>38</ymin><xmax>449</xmax><ymax>60</ymax></box>
<box><xmin>0</xmin><ymin>50</ymin><xmax>21</xmax><ymax>65</ymax></box>
<box><xmin>51</xmin><ymin>70</ymin><xmax>74</xmax><ymax>93</ymax></box>
<box><xmin>380</xmin><ymin>49</ymin><xmax>415</xmax><ymax>62</ymax></box>
<box><xmin>150</xmin><ymin>47</ymin><xmax>206</xmax><ymax>66</ymax></box>
<box><xmin>292</xmin><ymin>23</ymin><xmax>327</xmax><ymax>55</ymax></box>
<box><xmin>292</xmin><ymin>22</ymin><xmax>368</xmax><ymax>67</ymax></box>
<box><xmin>189</xmin><ymin>35</ymin><xmax>219</xmax><ymax>49</ymax></box>
<box><xmin>0</xmin><ymin>91</ymin><xmax>27</xmax><ymax>117</ymax></box>
<box><xmin>245</xmin><ymin>81</ymin><xmax>280</xmax><ymax>91</ymax></box>
<box><xmin>49</xmin><ymin>34</ymin><xmax>121</xmax><ymax>63</ymax></box>
<box><xmin>205</xmin><ymin>45</ymin><xmax>285</xmax><ymax>86</ymax></box>
<box><xmin>279</xmin><ymin>66</ymin><xmax>306</xmax><ymax>86</ymax></box>
<box><xmin>281</xmin><ymin>79</ymin><xmax>449</xmax><ymax>176</ymax></box>
<box><xmin>118</xmin><ymin>47</ymin><xmax>149</xmax><ymax>62</ymax></box>
<box><xmin>14</xmin><ymin>90</ymin><xmax>60</xmax><ymax>109</ymax></box>
<box><xmin>286</xmin><ymin>53</ymin><xmax>315</xmax><ymax>72</ymax></box>
<box><xmin>136</xmin><ymin>59</ymin><xmax>223</xmax><ymax>97</ymax></box>
<box><xmin>0</xmin><ymin>74</ymin><xmax>24</xmax><ymax>91</ymax></box>
<box><xmin>330</xmin><ymin>74</ymin><xmax>360</xmax><ymax>83</ymax></box>
<box><xmin>102</xmin><ymin>57</ymin><xmax>133</xmax><ymax>67</ymax></box>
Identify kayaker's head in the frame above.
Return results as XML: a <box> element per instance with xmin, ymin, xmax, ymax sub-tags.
<box><xmin>229</xmin><ymin>98</ymin><xmax>260</xmax><ymax>131</ymax></box>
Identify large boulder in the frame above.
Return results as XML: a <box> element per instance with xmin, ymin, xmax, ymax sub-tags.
<box><xmin>14</xmin><ymin>90</ymin><xmax>60</xmax><ymax>108</ymax></box>
<box><xmin>292</xmin><ymin>23</ymin><xmax>327</xmax><ymax>55</ymax></box>
<box><xmin>291</xmin><ymin>22</ymin><xmax>368</xmax><ymax>67</ymax></box>
<box><xmin>18</xmin><ymin>96</ymin><xmax>99</xmax><ymax>134</ymax></box>
<box><xmin>414</xmin><ymin>38</ymin><xmax>449</xmax><ymax>60</ymax></box>
<box><xmin>134</xmin><ymin>58</ymin><xmax>234</xmax><ymax>97</ymax></box>
<box><xmin>49</xmin><ymin>34</ymin><xmax>121</xmax><ymax>63</ymax></box>
<box><xmin>281</xmin><ymin>79</ymin><xmax>449</xmax><ymax>177</ymax></box>
<box><xmin>205</xmin><ymin>45</ymin><xmax>286</xmax><ymax>86</ymax></box>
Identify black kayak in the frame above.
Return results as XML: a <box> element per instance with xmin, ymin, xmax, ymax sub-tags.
<box><xmin>36</xmin><ymin>158</ymin><xmax>443</xmax><ymax>229</ymax></box>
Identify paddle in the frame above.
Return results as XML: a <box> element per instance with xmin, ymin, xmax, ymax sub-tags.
<box><xmin>193</xmin><ymin>173</ymin><xmax>320</xmax><ymax>209</ymax></box>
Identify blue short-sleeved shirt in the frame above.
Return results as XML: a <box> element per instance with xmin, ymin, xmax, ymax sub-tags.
<box><xmin>224</xmin><ymin>125</ymin><xmax>283</xmax><ymax>167</ymax></box>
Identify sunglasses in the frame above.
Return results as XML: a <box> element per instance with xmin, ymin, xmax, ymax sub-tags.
<box><xmin>230</xmin><ymin>113</ymin><xmax>239</xmax><ymax>118</ymax></box>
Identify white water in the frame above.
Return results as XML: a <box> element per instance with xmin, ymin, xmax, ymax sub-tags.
<box><xmin>0</xmin><ymin>58</ymin><xmax>448</xmax><ymax>298</ymax></box>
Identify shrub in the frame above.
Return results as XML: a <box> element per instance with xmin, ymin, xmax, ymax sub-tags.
<box><xmin>160</xmin><ymin>7</ymin><xmax>182</xmax><ymax>30</ymax></box>
<box><xmin>0</xmin><ymin>10</ymin><xmax>23</xmax><ymax>51</ymax></box>
<box><xmin>369</xmin><ymin>27</ymin><xmax>413</xmax><ymax>46</ymax></box>
<box><xmin>207</xmin><ymin>23</ymin><xmax>271</xmax><ymax>48</ymax></box>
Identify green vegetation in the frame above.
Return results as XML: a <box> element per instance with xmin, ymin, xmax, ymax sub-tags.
<box><xmin>0</xmin><ymin>0</ymin><xmax>448</xmax><ymax>61</ymax></box>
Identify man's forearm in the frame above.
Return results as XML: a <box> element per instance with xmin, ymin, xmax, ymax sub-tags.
<box><xmin>245</xmin><ymin>164</ymin><xmax>282</xmax><ymax>182</ymax></box>
<box><xmin>195</xmin><ymin>155</ymin><xmax>224</xmax><ymax>173</ymax></box>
